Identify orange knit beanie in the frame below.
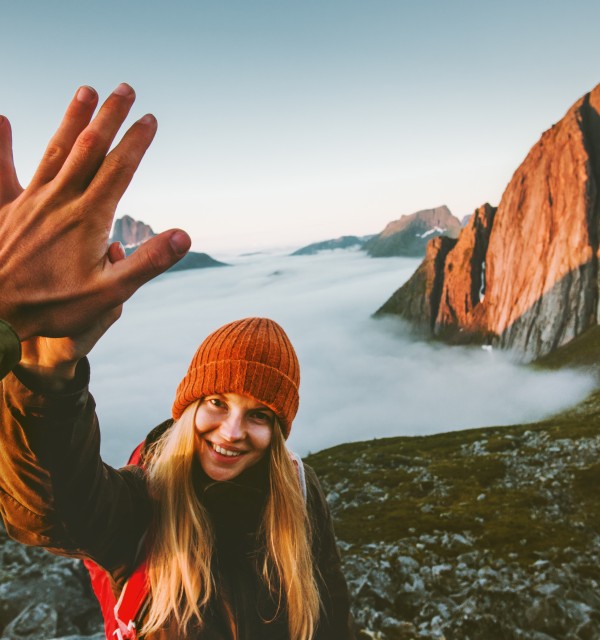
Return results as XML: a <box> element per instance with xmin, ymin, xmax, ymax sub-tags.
<box><xmin>172</xmin><ymin>317</ymin><xmax>300</xmax><ymax>437</ymax></box>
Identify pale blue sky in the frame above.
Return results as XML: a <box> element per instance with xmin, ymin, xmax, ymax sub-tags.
<box><xmin>2</xmin><ymin>0</ymin><xmax>600</xmax><ymax>254</ymax></box>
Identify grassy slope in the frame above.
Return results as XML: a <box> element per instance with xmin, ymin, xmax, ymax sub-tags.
<box><xmin>305</xmin><ymin>326</ymin><xmax>600</xmax><ymax>565</ymax></box>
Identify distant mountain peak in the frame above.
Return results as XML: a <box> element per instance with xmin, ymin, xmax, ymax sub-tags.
<box><xmin>110</xmin><ymin>215</ymin><xmax>228</xmax><ymax>272</ymax></box>
<box><xmin>111</xmin><ymin>215</ymin><xmax>155</xmax><ymax>248</ymax></box>
<box><xmin>365</xmin><ymin>205</ymin><xmax>461</xmax><ymax>257</ymax></box>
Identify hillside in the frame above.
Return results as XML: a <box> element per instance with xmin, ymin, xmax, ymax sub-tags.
<box><xmin>305</xmin><ymin>331</ymin><xmax>600</xmax><ymax>639</ymax></box>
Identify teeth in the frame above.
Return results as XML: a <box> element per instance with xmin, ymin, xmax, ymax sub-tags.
<box><xmin>212</xmin><ymin>443</ymin><xmax>241</xmax><ymax>457</ymax></box>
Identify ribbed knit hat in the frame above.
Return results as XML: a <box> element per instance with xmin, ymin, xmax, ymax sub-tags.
<box><xmin>172</xmin><ymin>317</ymin><xmax>300</xmax><ymax>437</ymax></box>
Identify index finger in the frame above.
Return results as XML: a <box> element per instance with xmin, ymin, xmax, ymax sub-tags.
<box><xmin>30</xmin><ymin>86</ymin><xmax>99</xmax><ymax>187</ymax></box>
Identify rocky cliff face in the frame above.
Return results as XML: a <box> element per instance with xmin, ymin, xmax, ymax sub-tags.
<box><xmin>365</xmin><ymin>205</ymin><xmax>462</xmax><ymax>257</ymax></box>
<box><xmin>376</xmin><ymin>236</ymin><xmax>457</xmax><ymax>331</ymax></box>
<box><xmin>435</xmin><ymin>203</ymin><xmax>497</xmax><ymax>339</ymax></box>
<box><xmin>111</xmin><ymin>215</ymin><xmax>155</xmax><ymax>247</ymax></box>
<box><xmin>378</xmin><ymin>84</ymin><xmax>600</xmax><ymax>360</ymax></box>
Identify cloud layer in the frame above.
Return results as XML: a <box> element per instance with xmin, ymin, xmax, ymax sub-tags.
<box><xmin>88</xmin><ymin>251</ymin><xmax>595</xmax><ymax>466</ymax></box>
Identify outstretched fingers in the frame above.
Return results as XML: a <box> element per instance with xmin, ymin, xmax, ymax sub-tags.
<box><xmin>0</xmin><ymin>116</ymin><xmax>22</xmax><ymax>203</ymax></box>
<box><xmin>53</xmin><ymin>83</ymin><xmax>137</xmax><ymax>195</ymax></box>
<box><xmin>30</xmin><ymin>85</ymin><xmax>99</xmax><ymax>187</ymax></box>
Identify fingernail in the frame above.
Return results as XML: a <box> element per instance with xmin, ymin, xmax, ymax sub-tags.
<box><xmin>113</xmin><ymin>82</ymin><xmax>134</xmax><ymax>97</ymax></box>
<box><xmin>77</xmin><ymin>86</ymin><xmax>97</xmax><ymax>104</ymax></box>
<box><xmin>138</xmin><ymin>113</ymin><xmax>157</xmax><ymax>126</ymax></box>
<box><xmin>0</xmin><ymin>115</ymin><xmax>5</xmax><ymax>126</ymax></box>
<box><xmin>169</xmin><ymin>231</ymin><xmax>191</xmax><ymax>256</ymax></box>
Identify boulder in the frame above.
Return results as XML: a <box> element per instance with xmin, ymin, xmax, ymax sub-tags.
<box><xmin>1</xmin><ymin>603</ymin><xmax>57</xmax><ymax>640</ymax></box>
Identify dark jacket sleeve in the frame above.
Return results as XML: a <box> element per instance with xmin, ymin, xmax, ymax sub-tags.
<box><xmin>0</xmin><ymin>320</ymin><xmax>21</xmax><ymax>381</ymax></box>
<box><xmin>304</xmin><ymin>464</ymin><xmax>356</xmax><ymax>640</ymax></box>
<box><xmin>0</xmin><ymin>360</ymin><xmax>151</xmax><ymax>580</ymax></box>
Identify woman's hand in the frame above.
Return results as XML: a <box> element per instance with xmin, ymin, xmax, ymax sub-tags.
<box><xmin>19</xmin><ymin>306</ymin><xmax>122</xmax><ymax>389</ymax></box>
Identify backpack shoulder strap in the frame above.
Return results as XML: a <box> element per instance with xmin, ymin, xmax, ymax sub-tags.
<box><xmin>127</xmin><ymin>441</ymin><xmax>145</xmax><ymax>467</ymax></box>
<box><xmin>113</xmin><ymin>558</ymin><xmax>150</xmax><ymax>640</ymax></box>
<box><xmin>288</xmin><ymin>450</ymin><xmax>307</xmax><ymax>502</ymax></box>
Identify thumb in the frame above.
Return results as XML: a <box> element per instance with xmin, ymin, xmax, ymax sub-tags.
<box><xmin>108</xmin><ymin>229</ymin><xmax>191</xmax><ymax>299</ymax></box>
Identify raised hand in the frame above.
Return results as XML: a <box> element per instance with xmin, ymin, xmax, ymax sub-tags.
<box><xmin>0</xmin><ymin>84</ymin><xmax>191</xmax><ymax>341</ymax></box>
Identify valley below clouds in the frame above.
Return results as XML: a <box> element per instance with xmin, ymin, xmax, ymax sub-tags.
<box><xmin>89</xmin><ymin>250</ymin><xmax>595</xmax><ymax>466</ymax></box>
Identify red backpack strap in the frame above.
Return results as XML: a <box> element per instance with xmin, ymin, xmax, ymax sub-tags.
<box><xmin>127</xmin><ymin>441</ymin><xmax>145</xmax><ymax>467</ymax></box>
<box><xmin>83</xmin><ymin>558</ymin><xmax>122</xmax><ymax>639</ymax></box>
<box><xmin>113</xmin><ymin>558</ymin><xmax>151</xmax><ymax>639</ymax></box>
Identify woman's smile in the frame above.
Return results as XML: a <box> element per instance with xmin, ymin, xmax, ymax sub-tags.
<box><xmin>209</xmin><ymin>442</ymin><xmax>243</xmax><ymax>458</ymax></box>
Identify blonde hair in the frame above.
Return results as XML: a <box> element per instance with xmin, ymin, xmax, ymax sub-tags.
<box><xmin>141</xmin><ymin>400</ymin><xmax>320</xmax><ymax>639</ymax></box>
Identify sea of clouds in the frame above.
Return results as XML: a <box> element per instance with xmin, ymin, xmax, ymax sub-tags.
<box><xmin>88</xmin><ymin>249</ymin><xmax>596</xmax><ymax>466</ymax></box>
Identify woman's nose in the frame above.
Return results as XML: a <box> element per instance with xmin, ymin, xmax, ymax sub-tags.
<box><xmin>219</xmin><ymin>412</ymin><xmax>244</xmax><ymax>440</ymax></box>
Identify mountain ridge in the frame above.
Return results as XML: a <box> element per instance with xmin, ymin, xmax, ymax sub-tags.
<box><xmin>291</xmin><ymin>206</ymin><xmax>462</xmax><ymax>259</ymax></box>
<box><xmin>376</xmin><ymin>83</ymin><xmax>600</xmax><ymax>360</ymax></box>
<box><xmin>365</xmin><ymin>205</ymin><xmax>462</xmax><ymax>258</ymax></box>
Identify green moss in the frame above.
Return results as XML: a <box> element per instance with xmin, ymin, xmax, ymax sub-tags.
<box><xmin>431</xmin><ymin>457</ymin><xmax>506</xmax><ymax>488</ymax></box>
<box><xmin>307</xmin><ymin>413</ymin><xmax>600</xmax><ymax>562</ymax></box>
<box><xmin>571</xmin><ymin>462</ymin><xmax>600</xmax><ymax>529</ymax></box>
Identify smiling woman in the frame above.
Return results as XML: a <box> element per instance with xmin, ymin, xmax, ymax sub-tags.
<box><xmin>0</xmin><ymin>316</ymin><xmax>355</xmax><ymax>639</ymax></box>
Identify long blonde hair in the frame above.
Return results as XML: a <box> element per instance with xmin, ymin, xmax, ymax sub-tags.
<box><xmin>141</xmin><ymin>400</ymin><xmax>320</xmax><ymax>639</ymax></box>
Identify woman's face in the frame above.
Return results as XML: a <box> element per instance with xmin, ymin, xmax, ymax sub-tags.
<box><xmin>194</xmin><ymin>392</ymin><xmax>275</xmax><ymax>481</ymax></box>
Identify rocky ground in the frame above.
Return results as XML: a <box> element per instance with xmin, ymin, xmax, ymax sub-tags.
<box><xmin>1</xmin><ymin>392</ymin><xmax>600</xmax><ymax>639</ymax></box>
<box><xmin>306</xmin><ymin>382</ymin><xmax>600</xmax><ymax>640</ymax></box>
<box><xmin>0</xmin><ymin>526</ymin><xmax>102</xmax><ymax>639</ymax></box>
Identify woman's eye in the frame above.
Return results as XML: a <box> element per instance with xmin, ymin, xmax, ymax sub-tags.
<box><xmin>208</xmin><ymin>398</ymin><xmax>226</xmax><ymax>409</ymax></box>
<box><xmin>252</xmin><ymin>411</ymin><xmax>273</xmax><ymax>424</ymax></box>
